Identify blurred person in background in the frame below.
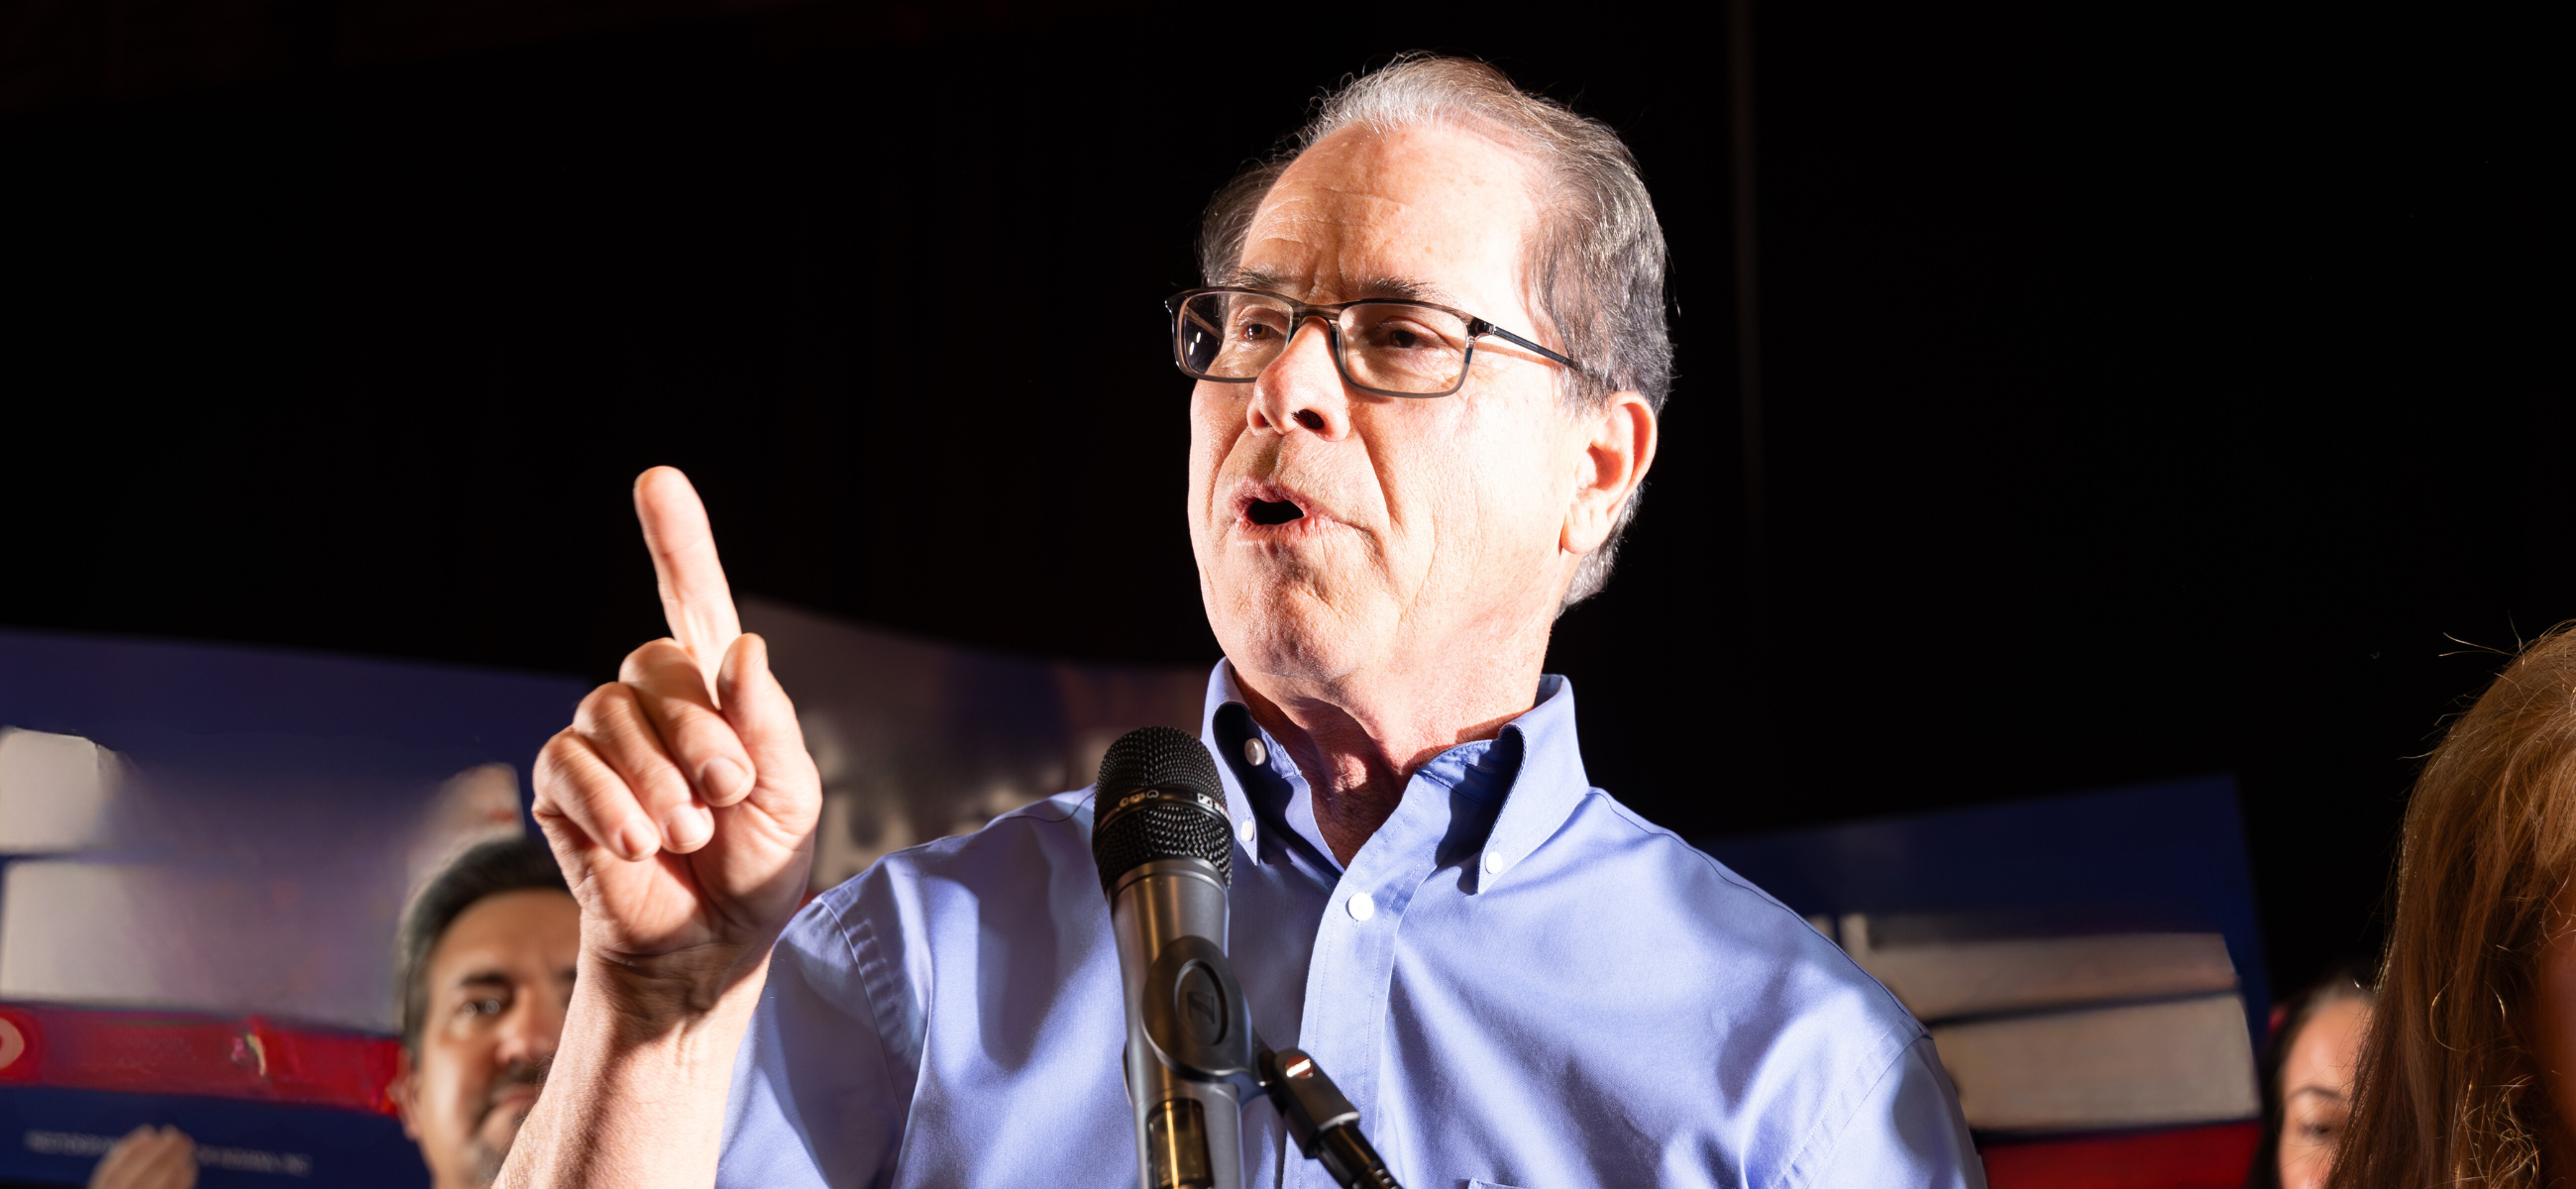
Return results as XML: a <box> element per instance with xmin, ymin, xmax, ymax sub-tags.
<box><xmin>2331</xmin><ymin>623</ymin><xmax>2576</xmax><ymax>1188</ymax></box>
<box><xmin>2249</xmin><ymin>967</ymin><xmax>2373</xmax><ymax>1189</ymax></box>
<box><xmin>86</xmin><ymin>1126</ymin><xmax>193</xmax><ymax>1189</ymax></box>
<box><xmin>391</xmin><ymin>836</ymin><xmax>576</xmax><ymax>1189</ymax></box>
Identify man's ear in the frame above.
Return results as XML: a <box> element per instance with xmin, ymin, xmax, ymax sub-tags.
<box><xmin>390</xmin><ymin>1044</ymin><xmax>421</xmax><ymax>1141</ymax></box>
<box><xmin>1561</xmin><ymin>389</ymin><xmax>1659</xmax><ymax>556</ymax></box>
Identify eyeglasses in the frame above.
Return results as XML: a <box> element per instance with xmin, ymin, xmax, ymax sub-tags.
<box><xmin>1165</xmin><ymin>286</ymin><xmax>1582</xmax><ymax>398</ymax></box>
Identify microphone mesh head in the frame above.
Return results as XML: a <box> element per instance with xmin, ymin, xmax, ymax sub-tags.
<box><xmin>1090</xmin><ymin>725</ymin><xmax>1231</xmax><ymax>895</ymax></box>
<box><xmin>1097</xmin><ymin>725</ymin><xmax>1222</xmax><ymax>804</ymax></box>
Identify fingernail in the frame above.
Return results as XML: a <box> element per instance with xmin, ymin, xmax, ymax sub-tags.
<box><xmin>619</xmin><ymin>820</ymin><xmax>657</xmax><ymax>860</ymax></box>
<box><xmin>666</xmin><ymin>807</ymin><xmax>712</xmax><ymax>851</ymax></box>
<box><xmin>702</xmin><ymin>756</ymin><xmax>750</xmax><ymax>802</ymax></box>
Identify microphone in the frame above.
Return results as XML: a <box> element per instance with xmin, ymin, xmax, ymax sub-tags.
<box><xmin>1091</xmin><ymin>726</ymin><xmax>1404</xmax><ymax>1189</ymax></box>
<box><xmin>1093</xmin><ymin>726</ymin><xmax>1252</xmax><ymax>1189</ymax></box>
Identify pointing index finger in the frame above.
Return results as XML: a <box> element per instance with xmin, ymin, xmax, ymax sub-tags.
<box><xmin>634</xmin><ymin>467</ymin><xmax>741</xmax><ymax>697</ymax></box>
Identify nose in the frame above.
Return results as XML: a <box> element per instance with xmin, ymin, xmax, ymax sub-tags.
<box><xmin>1248</xmin><ymin>319</ymin><xmax>1352</xmax><ymax>441</ymax></box>
<box><xmin>494</xmin><ymin>985</ymin><xmax>565</xmax><ymax>1069</ymax></box>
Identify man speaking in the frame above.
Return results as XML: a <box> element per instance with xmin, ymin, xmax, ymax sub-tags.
<box><xmin>501</xmin><ymin>55</ymin><xmax>1983</xmax><ymax>1189</ymax></box>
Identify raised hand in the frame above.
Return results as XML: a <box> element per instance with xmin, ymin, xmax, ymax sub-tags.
<box><xmin>531</xmin><ymin>467</ymin><xmax>820</xmax><ymax>1002</ymax></box>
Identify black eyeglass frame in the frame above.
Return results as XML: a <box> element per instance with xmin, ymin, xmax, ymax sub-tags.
<box><xmin>1164</xmin><ymin>285</ymin><xmax>1585</xmax><ymax>399</ymax></box>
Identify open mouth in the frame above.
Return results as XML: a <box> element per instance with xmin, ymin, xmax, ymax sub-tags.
<box><xmin>1248</xmin><ymin>499</ymin><xmax>1305</xmax><ymax>526</ymax></box>
<box><xmin>1231</xmin><ymin>480</ymin><xmax>1322</xmax><ymax>537</ymax></box>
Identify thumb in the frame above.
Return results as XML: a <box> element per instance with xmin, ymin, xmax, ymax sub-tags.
<box><xmin>715</xmin><ymin>633</ymin><xmax>816</xmax><ymax>807</ymax></box>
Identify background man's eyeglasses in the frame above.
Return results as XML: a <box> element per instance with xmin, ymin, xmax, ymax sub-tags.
<box><xmin>1166</xmin><ymin>286</ymin><xmax>1581</xmax><ymax>398</ymax></box>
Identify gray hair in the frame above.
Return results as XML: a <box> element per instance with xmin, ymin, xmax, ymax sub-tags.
<box><xmin>1197</xmin><ymin>54</ymin><xmax>1673</xmax><ymax>609</ymax></box>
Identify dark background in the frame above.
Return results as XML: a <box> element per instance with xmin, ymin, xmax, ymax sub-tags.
<box><xmin>0</xmin><ymin>0</ymin><xmax>2558</xmax><ymax>1000</ymax></box>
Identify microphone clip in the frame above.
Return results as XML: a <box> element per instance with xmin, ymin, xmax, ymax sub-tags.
<box><xmin>1138</xmin><ymin>934</ymin><xmax>1265</xmax><ymax>1096</ymax></box>
<box><xmin>1259</xmin><ymin>1046</ymin><xmax>1399</xmax><ymax>1189</ymax></box>
<box><xmin>1135</xmin><ymin>939</ymin><xmax>1402</xmax><ymax>1189</ymax></box>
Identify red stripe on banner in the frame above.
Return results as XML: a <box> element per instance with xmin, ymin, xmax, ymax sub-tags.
<box><xmin>0</xmin><ymin>1004</ymin><xmax>400</xmax><ymax>1116</ymax></box>
<box><xmin>1981</xmin><ymin>1122</ymin><xmax>2260</xmax><ymax>1189</ymax></box>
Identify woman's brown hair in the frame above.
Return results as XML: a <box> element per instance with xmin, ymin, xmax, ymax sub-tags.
<box><xmin>2333</xmin><ymin>623</ymin><xmax>2576</xmax><ymax>1188</ymax></box>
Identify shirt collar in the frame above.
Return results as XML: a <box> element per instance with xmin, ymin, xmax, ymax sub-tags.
<box><xmin>1195</xmin><ymin>661</ymin><xmax>1593</xmax><ymax>884</ymax></box>
<box><xmin>1479</xmin><ymin>672</ymin><xmax>1590</xmax><ymax>879</ymax></box>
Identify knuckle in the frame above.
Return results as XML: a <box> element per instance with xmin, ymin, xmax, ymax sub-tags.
<box><xmin>573</xmin><ymin>682</ymin><xmax>635</xmax><ymax>730</ymax></box>
<box><xmin>533</xmin><ymin>730</ymin><xmax>605</xmax><ymax>794</ymax></box>
<box><xmin>536</xmin><ymin>740</ymin><xmax>638</xmax><ymax>816</ymax></box>
<box><xmin>617</xmin><ymin>638</ymin><xmax>686</xmax><ymax>684</ymax></box>
<box><xmin>532</xmin><ymin>746</ymin><xmax>574</xmax><ymax>799</ymax></box>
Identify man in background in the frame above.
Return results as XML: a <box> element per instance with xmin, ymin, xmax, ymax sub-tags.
<box><xmin>389</xmin><ymin>835</ymin><xmax>577</xmax><ymax>1189</ymax></box>
<box><xmin>82</xmin><ymin>835</ymin><xmax>572</xmax><ymax>1189</ymax></box>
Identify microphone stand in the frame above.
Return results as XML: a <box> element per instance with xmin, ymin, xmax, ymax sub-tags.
<box><xmin>1134</xmin><ymin>936</ymin><xmax>1402</xmax><ymax>1189</ymax></box>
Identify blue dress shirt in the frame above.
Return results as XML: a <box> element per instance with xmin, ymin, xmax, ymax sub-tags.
<box><xmin>719</xmin><ymin>666</ymin><xmax>1985</xmax><ymax>1188</ymax></box>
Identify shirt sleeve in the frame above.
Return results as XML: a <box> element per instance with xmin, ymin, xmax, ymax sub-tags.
<box><xmin>1798</xmin><ymin>1034</ymin><xmax>1986</xmax><ymax>1189</ymax></box>
<box><xmin>717</xmin><ymin>894</ymin><xmax>909</xmax><ymax>1189</ymax></box>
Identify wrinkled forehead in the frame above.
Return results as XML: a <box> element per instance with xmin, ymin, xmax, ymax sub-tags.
<box><xmin>1240</xmin><ymin>122</ymin><xmax>1547</xmax><ymax>328</ymax></box>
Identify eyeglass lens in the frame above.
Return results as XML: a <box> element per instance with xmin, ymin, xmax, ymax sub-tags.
<box><xmin>1176</xmin><ymin>291</ymin><xmax>1473</xmax><ymax>395</ymax></box>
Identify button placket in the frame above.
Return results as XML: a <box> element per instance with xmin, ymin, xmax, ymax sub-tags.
<box><xmin>1294</xmin><ymin>753</ymin><xmax>1483</xmax><ymax>1188</ymax></box>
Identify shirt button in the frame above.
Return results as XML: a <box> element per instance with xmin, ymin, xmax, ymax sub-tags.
<box><xmin>1484</xmin><ymin>851</ymin><xmax>1509</xmax><ymax>875</ymax></box>
<box><xmin>1235</xmin><ymin>818</ymin><xmax>1257</xmax><ymax>845</ymax></box>
<box><xmin>1346</xmin><ymin>892</ymin><xmax>1376</xmax><ymax>921</ymax></box>
<box><xmin>1242</xmin><ymin>737</ymin><xmax>1268</xmax><ymax>767</ymax></box>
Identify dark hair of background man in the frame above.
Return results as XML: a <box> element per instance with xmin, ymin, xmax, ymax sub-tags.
<box><xmin>0</xmin><ymin>0</ymin><xmax>2557</xmax><ymax>1002</ymax></box>
<box><xmin>398</xmin><ymin>837</ymin><xmax>569</xmax><ymax>1055</ymax></box>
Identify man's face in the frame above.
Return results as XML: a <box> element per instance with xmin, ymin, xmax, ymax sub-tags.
<box><xmin>394</xmin><ymin>889</ymin><xmax>579</xmax><ymax>1189</ymax></box>
<box><xmin>1189</xmin><ymin>123</ymin><xmax>1590</xmax><ymax>688</ymax></box>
